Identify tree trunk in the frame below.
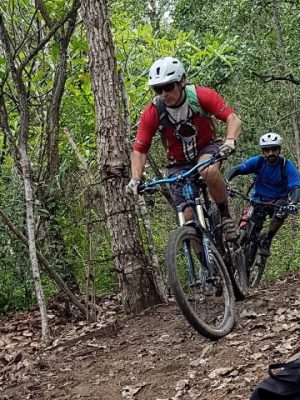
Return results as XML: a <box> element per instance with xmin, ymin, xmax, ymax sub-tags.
<box><xmin>19</xmin><ymin>146</ymin><xmax>50</xmax><ymax>341</ymax></box>
<box><xmin>35</xmin><ymin>0</ymin><xmax>81</xmax><ymax>291</ymax></box>
<box><xmin>119</xmin><ymin>71</ymin><xmax>167</xmax><ymax>301</ymax></box>
<box><xmin>83</xmin><ymin>0</ymin><xmax>166</xmax><ymax>313</ymax></box>
<box><xmin>272</xmin><ymin>0</ymin><xmax>300</xmax><ymax>166</ymax></box>
<box><xmin>0</xmin><ymin>15</ymin><xmax>49</xmax><ymax>341</ymax></box>
<box><xmin>0</xmin><ymin>207</ymin><xmax>89</xmax><ymax>317</ymax></box>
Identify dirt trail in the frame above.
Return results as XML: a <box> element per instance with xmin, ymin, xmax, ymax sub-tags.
<box><xmin>0</xmin><ymin>272</ymin><xmax>299</xmax><ymax>400</ymax></box>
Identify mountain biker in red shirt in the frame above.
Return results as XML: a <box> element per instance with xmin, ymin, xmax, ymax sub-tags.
<box><xmin>126</xmin><ymin>57</ymin><xmax>242</xmax><ymax>241</ymax></box>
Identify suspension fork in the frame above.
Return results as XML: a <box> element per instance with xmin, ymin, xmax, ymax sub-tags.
<box><xmin>195</xmin><ymin>199</ymin><xmax>216</xmax><ymax>277</ymax></box>
<box><xmin>182</xmin><ymin>240</ymin><xmax>197</xmax><ymax>286</ymax></box>
<box><xmin>177</xmin><ymin>203</ymin><xmax>197</xmax><ymax>285</ymax></box>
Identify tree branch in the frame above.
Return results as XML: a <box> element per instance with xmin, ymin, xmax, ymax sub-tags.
<box><xmin>20</xmin><ymin>3</ymin><xmax>80</xmax><ymax>71</ymax></box>
<box><xmin>0</xmin><ymin>207</ymin><xmax>89</xmax><ymax>317</ymax></box>
<box><xmin>0</xmin><ymin>85</ymin><xmax>21</xmax><ymax>169</ymax></box>
<box><xmin>14</xmin><ymin>9</ymin><xmax>38</xmax><ymax>56</ymax></box>
<box><xmin>252</xmin><ymin>71</ymin><xmax>300</xmax><ymax>85</ymax></box>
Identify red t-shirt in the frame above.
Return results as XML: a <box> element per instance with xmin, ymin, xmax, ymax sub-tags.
<box><xmin>133</xmin><ymin>86</ymin><xmax>234</xmax><ymax>164</ymax></box>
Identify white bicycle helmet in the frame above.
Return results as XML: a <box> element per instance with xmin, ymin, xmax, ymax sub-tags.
<box><xmin>259</xmin><ymin>132</ymin><xmax>283</xmax><ymax>148</ymax></box>
<box><xmin>148</xmin><ymin>57</ymin><xmax>185</xmax><ymax>86</ymax></box>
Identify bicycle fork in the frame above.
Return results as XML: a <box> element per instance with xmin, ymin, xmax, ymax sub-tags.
<box><xmin>181</xmin><ymin>240</ymin><xmax>198</xmax><ymax>286</ymax></box>
<box><xmin>202</xmin><ymin>235</ymin><xmax>215</xmax><ymax>275</ymax></box>
<box><xmin>196</xmin><ymin>201</ymin><xmax>216</xmax><ymax>279</ymax></box>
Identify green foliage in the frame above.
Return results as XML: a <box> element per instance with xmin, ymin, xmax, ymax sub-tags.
<box><xmin>172</xmin><ymin>0</ymin><xmax>300</xmax><ymax>163</ymax></box>
<box><xmin>1</xmin><ymin>0</ymin><xmax>300</xmax><ymax>314</ymax></box>
<box><xmin>0</xmin><ymin>166</ymin><xmax>33</xmax><ymax>313</ymax></box>
<box><xmin>111</xmin><ymin>9</ymin><xmax>239</xmax><ymax>139</ymax></box>
<box><xmin>264</xmin><ymin>217</ymin><xmax>300</xmax><ymax>280</ymax></box>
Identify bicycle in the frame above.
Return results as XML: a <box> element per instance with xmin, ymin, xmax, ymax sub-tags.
<box><xmin>139</xmin><ymin>154</ymin><xmax>247</xmax><ymax>340</ymax></box>
<box><xmin>227</xmin><ymin>186</ymin><xmax>298</xmax><ymax>287</ymax></box>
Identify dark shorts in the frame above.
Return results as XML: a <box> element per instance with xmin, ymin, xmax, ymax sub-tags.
<box><xmin>240</xmin><ymin>198</ymin><xmax>289</xmax><ymax>229</ymax></box>
<box><xmin>257</xmin><ymin>198</ymin><xmax>289</xmax><ymax>221</ymax></box>
<box><xmin>167</xmin><ymin>143</ymin><xmax>219</xmax><ymax>206</ymax></box>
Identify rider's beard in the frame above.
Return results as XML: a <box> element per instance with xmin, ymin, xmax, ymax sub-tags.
<box><xmin>267</xmin><ymin>155</ymin><xmax>277</xmax><ymax>164</ymax></box>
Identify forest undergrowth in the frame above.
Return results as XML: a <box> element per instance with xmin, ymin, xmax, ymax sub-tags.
<box><xmin>0</xmin><ymin>272</ymin><xmax>299</xmax><ymax>400</ymax></box>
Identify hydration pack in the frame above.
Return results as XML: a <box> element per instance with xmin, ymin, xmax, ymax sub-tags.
<box><xmin>247</xmin><ymin>156</ymin><xmax>287</xmax><ymax>195</ymax></box>
<box><xmin>153</xmin><ymin>84</ymin><xmax>218</xmax><ymax>137</ymax></box>
<box><xmin>152</xmin><ymin>84</ymin><xmax>220</xmax><ymax>163</ymax></box>
<box><xmin>250</xmin><ymin>359</ymin><xmax>300</xmax><ymax>400</ymax></box>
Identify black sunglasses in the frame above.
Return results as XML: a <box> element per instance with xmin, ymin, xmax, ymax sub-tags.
<box><xmin>153</xmin><ymin>82</ymin><xmax>177</xmax><ymax>95</ymax></box>
<box><xmin>262</xmin><ymin>147</ymin><xmax>280</xmax><ymax>153</ymax></box>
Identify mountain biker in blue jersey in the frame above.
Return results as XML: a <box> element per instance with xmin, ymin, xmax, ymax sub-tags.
<box><xmin>227</xmin><ymin>132</ymin><xmax>300</xmax><ymax>257</ymax></box>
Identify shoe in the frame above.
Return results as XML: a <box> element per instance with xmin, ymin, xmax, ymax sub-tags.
<box><xmin>259</xmin><ymin>233</ymin><xmax>271</xmax><ymax>257</ymax></box>
<box><xmin>221</xmin><ymin>217</ymin><xmax>240</xmax><ymax>242</ymax></box>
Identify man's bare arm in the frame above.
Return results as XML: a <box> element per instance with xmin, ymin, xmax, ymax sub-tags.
<box><xmin>131</xmin><ymin>150</ymin><xmax>147</xmax><ymax>179</ymax></box>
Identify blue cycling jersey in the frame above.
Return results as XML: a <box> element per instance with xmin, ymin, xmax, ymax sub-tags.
<box><xmin>237</xmin><ymin>155</ymin><xmax>300</xmax><ymax>202</ymax></box>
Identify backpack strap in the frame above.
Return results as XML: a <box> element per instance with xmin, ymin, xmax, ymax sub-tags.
<box><xmin>256</xmin><ymin>155</ymin><xmax>264</xmax><ymax>175</ymax></box>
<box><xmin>184</xmin><ymin>85</ymin><xmax>209</xmax><ymax>117</ymax></box>
<box><xmin>153</xmin><ymin>96</ymin><xmax>188</xmax><ymax>133</ymax></box>
<box><xmin>247</xmin><ymin>156</ymin><xmax>287</xmax><ymax>196</ymax></box>
<box><xmin>152</xmin><ymin>84</ymin><xmax>211</xmax><ymax>133</ymax></box>
<box><xmin>280</xmin><ymin>156</ymin><xmax>287</xmax><ymax>188</ymax></box>
<box><xmin>268</xmin><ymin>359</ymin><xmax>300</xmax><ymax>379</ymax></box>
<box><xmin>185</xmin><ymin>85</ymin><xmax>218</xmax><ymax>140</ymax></box>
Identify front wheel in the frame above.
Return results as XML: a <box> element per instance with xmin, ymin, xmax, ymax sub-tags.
<box><xmin>166</xmin><ymin>226</ymin><xmax>235</xmax><ymax>340</ymax></box>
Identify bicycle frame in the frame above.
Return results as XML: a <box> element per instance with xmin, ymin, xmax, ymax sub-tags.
<box><xmin>178</xmin><ymin>177</ymin><xmax>217</xmax><ymax>281</ymax></box>
<box><xmin>139</xmin><ymin>156</ymin><xmax>242</xmax><ymax>338</ymax></box>
<box><xmin>140</xmin><ymin>154</ymin><xmax>222</xmax><ymax>229</ymax></box>
<box><xmin>227</xmin><ymin>185</ymin><xmax>298</xmax><ymax>279</ymax></box>
<box><xmin>139</xmin><ymin>154</ymin><xmax>224</xmax><ymax>282</ymax></box>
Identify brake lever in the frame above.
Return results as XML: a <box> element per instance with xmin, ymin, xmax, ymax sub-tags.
<box><xmin>137</xmin><ymin>183</ymin><xmax>146</xmax><ymax>194</ymax></box>
<box><xmin>287</xmin><ymin>204</ymin><xmax>298</xmax><ymax>215</ymax></box>
<box><xmin>138</xmin><ymin>184</ymin><xmax>157</xmax><ymax>195</ymax></box>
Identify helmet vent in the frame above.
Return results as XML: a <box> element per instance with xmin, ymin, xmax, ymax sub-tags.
<box><xmin>147</xmin><ymin>57</ymin><xmax>185</xmax><ymax>86</ymax></box>
<box><xmin>259</xmin><ymin>132</ymin><xmax>283</xmax><ymax>148</ymax></box>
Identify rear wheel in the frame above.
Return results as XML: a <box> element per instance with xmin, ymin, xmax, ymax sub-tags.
<box><xmin>226</xmin><ymin>244</ymin><xmax>248</xmax><ymax>300</ymax></box>
<box><xmin>210</xmin><ymin>205</ymin><xmax>248</xmax><ymax>299</ymax></box>
<box><xmin>244</xmin><ymin>242</ymin><xmax>266</xmax><ymax>288</ymax></box>
<box><xmin>166</xmin><ymin>226</ymin><xmax>235</xmax><ymax>340</ymax></box>
<box><xmin>249</xmin><ymin>256</ymin><xmax>267</xmax><ymax>288</ymax></box>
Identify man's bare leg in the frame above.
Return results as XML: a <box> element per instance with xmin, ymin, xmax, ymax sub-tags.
<box><xmin>198</xmin><ymin>153</ymin><xmax>239</xmax><ymax>241</ymax></box>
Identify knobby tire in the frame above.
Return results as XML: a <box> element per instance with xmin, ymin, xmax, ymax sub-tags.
<box><xmin>211</xmin><ymin>205</ymin><xmax>248</xmax><ymax>300</ymax></box>
<box><xmin>226</xmin><ymin>245</ymin><xmax>248</xmax><ymax>300</ymax></box>
<box><xmin>166</xmin><ymin>226</ymin><xmax>235</xmax><ymax>340</ymax></box>
<box><xmin>243</xmin><ymin>240</ymin><xmax>266</xmax><ymax>288</ymax></box>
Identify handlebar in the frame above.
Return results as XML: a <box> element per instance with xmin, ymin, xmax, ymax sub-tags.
<box><xmin>226</xmin><ymin>184</ymin><xmax>249</xmax><ymax>201</ymax></box>
<box><xmin>138</xmin><ymin>153</ymin><xmax>225</xmax><ymax>194</ymax></box>
<box><xmin>284</xmin><ymin>204</ymin><xmax>299</xmax><ymax>215</ymax></box>
<box><xmin>226</xmin><ymin>183</ymin><xmax>298</xmax><ymax>215</ymax></box>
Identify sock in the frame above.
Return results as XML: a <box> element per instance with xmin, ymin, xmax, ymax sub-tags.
<box><xmin>267</xmin><ymin>231</ymin><xmax>275</xmax><ymax>241</ymax></box>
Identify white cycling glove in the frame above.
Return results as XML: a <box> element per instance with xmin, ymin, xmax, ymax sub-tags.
<box><xmin>219</xmin><ymin>138</ymin><xmax>236</xmax><ymax>157</ymax></box>
<box><xmin>126</xmin><ymin>178</ymin><xmax>142</xmax><ymax>196</ymax></box>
